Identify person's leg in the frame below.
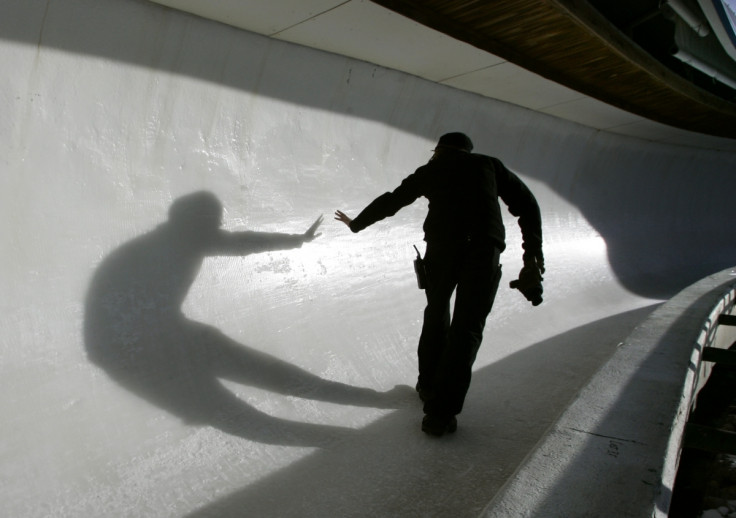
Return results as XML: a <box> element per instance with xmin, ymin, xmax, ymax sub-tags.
<box><xmin>416</xmin><ymin>243</ymin><xmax>457</xmax><ymax>399</ymax></box>
<box><xmin>423</xmin><ymin>244</ymin><xmax>501</xmax><ymax>430</ymax></box>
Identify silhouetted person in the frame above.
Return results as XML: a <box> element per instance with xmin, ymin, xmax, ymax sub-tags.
<box><xmin>336</xmin><ymin>133</ymin><xmax>544</xmax><ymax>436</ymax></box>
<box><xmin>85</xmin><ymin>191</ymin><xmax>401</xmax><ymax>447</ymax></box>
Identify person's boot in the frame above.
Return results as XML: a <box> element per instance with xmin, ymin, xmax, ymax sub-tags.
<box><xmin>421</xmin><ymin>414</ymin><xmax>457</xmax><ymax>436</ymax></box>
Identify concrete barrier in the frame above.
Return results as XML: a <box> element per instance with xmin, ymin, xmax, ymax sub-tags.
<box><xmin>482</xmin><ymin>267</ymin><xmax>736</xmax><ymax>518</ymax></box>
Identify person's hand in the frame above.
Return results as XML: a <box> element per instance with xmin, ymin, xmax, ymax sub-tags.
<box><xmin>334</xmin><ymin>210</ymin><xmax>353</xmax><ymax>227</ymax></box>
<box><xmin>510</xmin><ymin>254</ymin><xmax>545</xmax><ymax>306</ymax></box>
<box><xmin>303</xmin><ymin>215</ymin><xmax>324</xmax><ymax>242</ymax></box>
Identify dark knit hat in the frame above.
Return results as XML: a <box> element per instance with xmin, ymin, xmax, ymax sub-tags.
<box><xmin>435</xmin><ymin>132</ymin><xmax>473</xmax><ymax>152</ymax></box>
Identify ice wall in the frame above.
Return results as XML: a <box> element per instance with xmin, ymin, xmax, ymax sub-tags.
<box><xmin>2</xmin><ymin>0</ymin><xmax>736</xmax><ymax>516</ymax></box>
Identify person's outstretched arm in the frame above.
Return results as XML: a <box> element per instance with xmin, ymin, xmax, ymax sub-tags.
<box><xmin>334</xmin><ymin>168</ymin><xmax>427</xmax><ymax>233</ymax></box>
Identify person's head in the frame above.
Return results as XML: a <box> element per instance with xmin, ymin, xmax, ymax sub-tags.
<box><xmin>434</xmin><ymin>132</ymin><xmax>473</xmax><ymax>154</ymax></box>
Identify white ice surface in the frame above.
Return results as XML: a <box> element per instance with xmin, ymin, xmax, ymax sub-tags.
<box><xmin>1</xmin><ymin>1</ymin><xmax>736</xmax><ymax>516</ymax></box>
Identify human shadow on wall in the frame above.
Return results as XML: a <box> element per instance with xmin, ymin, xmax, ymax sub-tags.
<box><xmin>84</xmin><ymin>191</ymin><xmax>405</xmax><ymax>447</ymax></box>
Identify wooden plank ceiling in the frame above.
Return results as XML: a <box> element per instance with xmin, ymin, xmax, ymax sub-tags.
<box><xmin>370</xmin><ymin>0</ymin><xmax>736</xmax><ymax>139</ymax></box>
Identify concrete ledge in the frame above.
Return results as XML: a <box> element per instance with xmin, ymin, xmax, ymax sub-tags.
<box><xmin>481</xmin><ymin>267</ymin><xmax>736</xmax><ymax>518</ymax></box>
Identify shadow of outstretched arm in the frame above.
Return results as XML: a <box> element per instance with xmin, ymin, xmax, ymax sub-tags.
<box><xmin>212</xmin><ymin>215</ymin><xmax>324</xmax><ymax>255</ymax></box>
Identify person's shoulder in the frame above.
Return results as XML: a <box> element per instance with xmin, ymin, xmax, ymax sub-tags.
<box><xmin>412</xmin><ymin>161</ymin><xmax>434</xmax><ymax>176</ymax></box>
<box><xmin>470</xmin><ymin>152</ymin><xmax>498</xmax><ymax>162</ymax></box>
<box><xmin>468</xmin><ymin>152</ymin><xmax>500</xmax><ymax>169</ymax></box>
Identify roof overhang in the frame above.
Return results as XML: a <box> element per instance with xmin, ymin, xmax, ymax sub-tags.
<box><xmin>148</xmin><ymin>0</ymin><xmax>736</xmax><ymax>150</ymax></box>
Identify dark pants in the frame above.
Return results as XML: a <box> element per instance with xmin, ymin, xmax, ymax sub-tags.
<box><xmin>417</xmin><ymin>238</ymin><xmax>502</xmax><ymax>418</ymax></box>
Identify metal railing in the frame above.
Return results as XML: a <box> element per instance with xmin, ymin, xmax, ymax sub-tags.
<box><xmin>683</xmin><ymin>311</ymin><xmax>736</xmax><ymax>454</ymax></box>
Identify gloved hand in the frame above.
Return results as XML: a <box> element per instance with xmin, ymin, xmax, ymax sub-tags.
<box><xmin>509</xmin><ymin>255</ymin><xmax>545</xmax><ymax>306</ymax></box>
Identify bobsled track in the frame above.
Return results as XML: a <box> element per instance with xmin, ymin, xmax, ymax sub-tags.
<box><xmin>2</xmin><ymin>1</ymin><xmax>736</xmax><ymax>516</ymax></box>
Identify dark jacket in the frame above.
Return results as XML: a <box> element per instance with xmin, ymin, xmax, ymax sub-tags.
<box><xmin>349</xmin><ymin>149</ymin><xmax>543</xmax><ymax>260</ymax></box>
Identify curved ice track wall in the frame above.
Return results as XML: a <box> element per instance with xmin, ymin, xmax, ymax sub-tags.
<box><xmin>1</xmin><ymin>0</ymin><xmax>736</xmax><ymax>516</ymax></box>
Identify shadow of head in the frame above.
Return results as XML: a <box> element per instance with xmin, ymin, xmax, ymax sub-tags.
<box><xmin>168</xmin><ymin>190</ymin><xmax>223</xmax><ymax>238</ymax></box>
